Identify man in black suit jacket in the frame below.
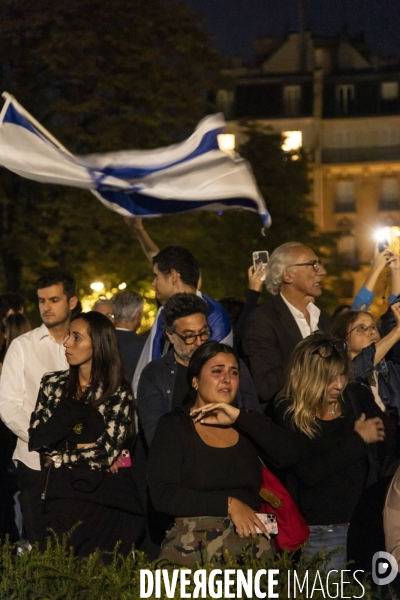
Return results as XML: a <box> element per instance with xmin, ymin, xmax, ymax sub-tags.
<box><xmin>242</xmin><ymin>242</ymin><xmax>331</xmax><ymax>407</ymax></box>
<box><xmin>112</xmin><ymin>290</ymin><xmax>145</xmax><ymax>383</ymax></box>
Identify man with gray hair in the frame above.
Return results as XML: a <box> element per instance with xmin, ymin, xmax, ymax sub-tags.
<box><xmin>112</xmin><ymin>290</ymin><xmax>145</xmax><ymax>382</ymax></box>
<box><xmin>242</xmin><ymin>242</ymin><xmax>330</xmax><ymax>407</ymax></box>
<box><xmin>92</xmin><ymin>299</ymin><xmax>114</xmax><ymax>323</ymax></box>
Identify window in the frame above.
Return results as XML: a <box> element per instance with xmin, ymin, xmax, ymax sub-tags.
<box><xmin>335</xmin><ymin>84</ymin><xmax>355</xmax><ymax>115</ymax></box>
<box><xmin>379</xmin><ymin>178</ymin><xmax>399</xmax><ymax>211</ymax></box>
<box><xmin>379</xmin><ymin>127</ymin><xmax>400</xmax><ymax>146</ymax></box>
<box><xmin>335</xmin><ymin>181</ymin><xmax>355</xmax><ymax>213</ymax></box>
<box><xmin>337</xmin><ymin>234</ymin><xmax>357</xmax><ymax>268</ymax></box>
<box><xmin>381</xmin><ymin>82</ymin><xmax>399</xmax><ymax>100</ymax></box>
<box><xmin>334</xmin><ymin>130</ymin><xmax>354</xmax><ymax>148</ymax></box>
<box><xmin>283</xmin><ymin>85</ymin><xmax>301</xmax><ymax>116</ymax></box>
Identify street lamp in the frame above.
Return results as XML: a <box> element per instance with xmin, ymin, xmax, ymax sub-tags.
<box><xmin>90</xmin><ymin>282</ymin><xmax>104</xmax><ymax>292</ymax></box>
<box><xmin>217</xmin><ymin>133</ymin><xmax>235</xmax><ymax>154</ymax></box>
<box><xmin>282</xmin><ymin>131</ymin><xmax>302</xmax><ymax>158</ymax></box>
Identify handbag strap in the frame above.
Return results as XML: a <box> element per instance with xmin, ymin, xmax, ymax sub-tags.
<box><xmin>258</xmin><ymin>456</ymin><xmax>283</xmax><ymax>508</ymax></box>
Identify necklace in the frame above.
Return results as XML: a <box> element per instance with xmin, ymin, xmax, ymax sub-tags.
<box><xmin>328</xmin><ymin>401</ymin><xmax>337</xmax><ymax>416</ymax></box>
<box><xmin>78</xmin><ymin>382</ymin><xmax>90</xmax><ymax>398</ymax></box>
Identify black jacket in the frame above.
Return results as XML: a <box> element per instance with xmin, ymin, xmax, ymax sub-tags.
<box><xmin>242</xmin><ymin>294</ymin><xmax>331</xmax><ymax>405</ymax></box>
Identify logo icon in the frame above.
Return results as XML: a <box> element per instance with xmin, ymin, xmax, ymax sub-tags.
<box><xmin>372</xmin><ymin>551</ymin><xmax>398</xmax><ymax>585</ymax></box>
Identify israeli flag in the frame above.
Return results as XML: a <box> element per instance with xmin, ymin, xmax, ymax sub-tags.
<box><xmin>0</xmin><ymin>93</ymin><xmax>270</xmax><ymax>226</ymax></box>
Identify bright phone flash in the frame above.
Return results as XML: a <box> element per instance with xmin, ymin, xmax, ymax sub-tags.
<box><xmin>374</xmin><ymin>228</ymin><xmax>388</xmax><ymax>243</ymax></box>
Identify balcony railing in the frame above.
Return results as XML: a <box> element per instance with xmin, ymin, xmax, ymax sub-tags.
<box><xmin>322</xmin><ymin>146</ymin><xmax>400</xmax><ymax>164</ymax></box>
<box><xmin>379</xmin><ymin>198</ymin><xmax>400</xmax><ymax>211</ymax></box>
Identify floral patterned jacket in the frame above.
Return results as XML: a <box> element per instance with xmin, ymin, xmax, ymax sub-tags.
<box><xmin>29</xmin><ymin>370</ymin><xmax>132</xmax><ymax>470</ymax></box>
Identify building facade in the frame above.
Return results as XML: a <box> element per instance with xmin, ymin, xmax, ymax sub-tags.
<box><xmin>220</xmin><ymin>30</ymin><xmax>400</xmax><ymax>305</ymax></box>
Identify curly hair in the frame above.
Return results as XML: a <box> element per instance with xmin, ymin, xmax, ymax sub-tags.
<box><xmin>161</xmin><ymin>293</ymin><xmax>208</xmax><ymax>333</ymax></box>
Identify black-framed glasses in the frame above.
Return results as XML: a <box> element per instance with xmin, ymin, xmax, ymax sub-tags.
<box><xmin>311</xmin><ymin>338</ymin><xmax>347</xmax><ymax>358</ymax></box>
<box><xmin>347</xmin><ymin>323</ymin><xmax>378</xmax><ymax>336</ymax></box>
<box><xmin>287</xmin><ymin>259</ymin><xmax>324</xmax><ymax>272</ymax></box>
<box><xmin>173</xmin><ymin>328</ymin><xmax>212</xmax><ymax>345</ymax></box>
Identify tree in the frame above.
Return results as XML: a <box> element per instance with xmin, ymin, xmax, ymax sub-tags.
<box><xmin>0</xmin><ymin>6</ymin><xmax>338</xmax><ymax>314</ymax></box>
<box><xmin>237</xmin><ymin>121</ymin><xmax>317</xmax><ymax>248</ymax></box>
<box><xmin>0</xmin><ymin>0</ymin><xmax>223</xmax><ymax>291</ymax></box>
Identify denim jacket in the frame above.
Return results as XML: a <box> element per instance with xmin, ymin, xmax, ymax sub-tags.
<box><xmin>352</xmin><ymin>343</ymin><xmax>400</xmax><ymax>420</ymax></box>
<box><xmin>137</xmin><ymin>350</ymin><xmax>260</xmax><ymax>447</ymax></box>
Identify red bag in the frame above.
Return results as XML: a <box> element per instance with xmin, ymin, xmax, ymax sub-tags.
<box><xmin>259</xmin><ymin>465</ymin><xmax>309</xmax><ymax>552</ymax></box>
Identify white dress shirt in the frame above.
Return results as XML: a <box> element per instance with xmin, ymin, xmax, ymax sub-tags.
<box><xmin>0</xmin><ymin>323</ymin><xmax>68</xmax><ymax>470</ymax></box>
<box><xmin>280</xmin><ymin>293</ymin><xmax>321</xmax><ymax>338</ymax></box>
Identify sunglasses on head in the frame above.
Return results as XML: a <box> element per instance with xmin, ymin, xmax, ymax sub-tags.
<box><xmin>311</xmin><ymin>338</ymin><xmax>347</xmax><ymax>359</ymax></box>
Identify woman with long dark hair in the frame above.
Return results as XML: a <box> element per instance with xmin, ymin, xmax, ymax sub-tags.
<box><xmin>29</xmin><ymin>311</ymin><xmax>144</xmax><ymax>556</ymax></box>
<box><xmin>148</xmin><ymin>340</ymin><xmax>300</xmax><ymax>566</ymax></box>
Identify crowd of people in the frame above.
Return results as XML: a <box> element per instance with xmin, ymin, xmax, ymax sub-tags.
<box><xmin>1</xmin><ymin>218</ymin><xmax>400</xmax><ymax>578</ymax></box>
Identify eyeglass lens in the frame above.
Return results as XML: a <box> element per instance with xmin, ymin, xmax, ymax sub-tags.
<box><xmin>355</xmin><ymin>324</ymin><xmax>377</xmax><ymax>333</ymax></box>
<box><xmin>181</xmin><ymin>330</ymin><xmax>211</xmax><ymax>344</ymax></box>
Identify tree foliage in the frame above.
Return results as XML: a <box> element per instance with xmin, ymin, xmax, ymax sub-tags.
<box><xmin>0</xmin><ymin>0</ymin><xmax>223</xmax><ymax>294</ymax></box>
<box><xmin>0</xmin><ymin>5</ymin><xmax>336</xmax><ymax>312</ymax></box>
<box><xmin>237</xmin><ymin>122</ymin><xmax>317</xmax><ymax>247</ymax></box>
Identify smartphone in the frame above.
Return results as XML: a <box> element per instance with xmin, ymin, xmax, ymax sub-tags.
<box><xmin>255</xmin><ymin>513</ymin><xmax>278</xmax><ymax>536</ymax></box>
<box><xmin>119</xmin><ymin>449</ymin><xmax>132</xmax><ymax>468</ymax></box>
<box><xmin>252</xmin><ymin>251</ymin><xmax>269</xmax><ymax>281</ymax></box>
<box><xmin>378</xmin><ymin>239</ymin><xmax>390</xmax><ymax>252</ymax></box>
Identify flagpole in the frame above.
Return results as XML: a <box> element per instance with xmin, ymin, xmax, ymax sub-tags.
<box><xmin>1</xmin><ymin>92</ymin><xmax>73</xmax><ymax>156</ymax></box>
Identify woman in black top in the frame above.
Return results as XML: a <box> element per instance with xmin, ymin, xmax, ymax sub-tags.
<box><xmin>272</xmin><ymin>334</ymin><xmax>388</xmax><ymax>571</ymax></box>
<box><xmin>148</xmin><ymin>341</ymin><xmax>299</xmax><ymax>566</ymax></box>
<box><xmin>29</xmin><ymin>311</ymin><xmax>145</xmax><ymax>556</ymax></box>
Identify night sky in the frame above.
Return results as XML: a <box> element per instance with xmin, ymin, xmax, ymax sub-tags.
<box><xmin>185</xmin><ymin>0</ymin><xmax>400</xmax><ymax>63</ymax></box>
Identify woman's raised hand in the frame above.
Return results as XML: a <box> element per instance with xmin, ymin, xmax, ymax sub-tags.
<box><xmin>354</xmin><ymin>413</ymin><xmax>385</xmax><ymax>443</ymax></box>
<box><xmin>390</xmin><ymin>301</ymin><xmax>400</xmax><ymax>329</ymax></box>
<box><xmin>190</xmin><ymin>403</ymin><xmax>240</xmax><ymax>426</ymax></box>
<box><xmin>228</xmin><ymin>497</ymin><xmax>270</xmax><ymax>539</ymax></box>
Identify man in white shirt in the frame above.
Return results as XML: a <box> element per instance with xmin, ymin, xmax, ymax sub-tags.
<box><xmin>0</xmin><ymin>271</ymin><xmax>77</xmax><ymax>545</ymax></box>
<box><xmin>242</xmin><ymin>242</ymin><xmax>331</xmax><ymax>407</ymax></box>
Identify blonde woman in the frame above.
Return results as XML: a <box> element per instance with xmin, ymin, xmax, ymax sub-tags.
<box><xmin>274</xmin><ymin>334</ymin><xmax>390</xmax><ymax>570</ymax></box>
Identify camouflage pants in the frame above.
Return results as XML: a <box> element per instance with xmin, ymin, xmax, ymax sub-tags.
<box><xmin>159</xmin><ymin>516</ymin><xmax>275</xmax><ymax>567</ymax></box>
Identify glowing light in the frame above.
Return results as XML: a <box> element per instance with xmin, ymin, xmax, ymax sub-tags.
<box><xmin>282</xmin><ymin>131</ymin><xmax>302</xmax><ymax>153</ymax></box>
<box><xmin>217</xmin><ymin>133</ymin><xmax>235</xmax><ymax>153</ymax></box>
<box><xmin>373</xmin><ymin>228</ymin><xmax>389</xmax><ymax>243</ymax></box>
<box><xmin>90</xmin><ymin>281</ymin><xmax>104</xmax><ymax>292</ymax></box>
<box><xmin>373</xmin><ymin>226</ymin><xmax>400</xmax><ymax>254</ymax></box>
<box><xmin>118</xmin><ymin>282</ymin><xmax>127</xmax><ymax>290</ymax></box>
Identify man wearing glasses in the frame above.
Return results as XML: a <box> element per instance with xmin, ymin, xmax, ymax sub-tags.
<box><xmin>133</xmin><ymin>245</ymin><xmax>232</xmax><ymax>396</ymax></box>
<box><xmin>137</xmin><ymin>293</ymin><xmax>259</xmax><ymax>448</ymax></box>
<box><xmin>243</xmin><ymin>242</ymin><xmax>331</xmax><ymax>408</ymax></box>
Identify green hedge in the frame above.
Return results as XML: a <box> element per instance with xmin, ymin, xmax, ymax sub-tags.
<box><xmin>0</xmin><ymin>534</ymin><xmax>396</xmax><ymax>599</ymax></box>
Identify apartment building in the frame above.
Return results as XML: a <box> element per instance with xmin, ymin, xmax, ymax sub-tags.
<box><xmin>219</xmin><ymin>30</ymin><xmax>400</xmax><ymax>304</ymax></box>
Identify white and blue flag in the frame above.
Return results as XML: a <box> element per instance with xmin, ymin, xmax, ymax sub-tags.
<box><xmin>0</xmin><ymin>93</ymin><xmax>270</xmax><ymax>226</ymax></box>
